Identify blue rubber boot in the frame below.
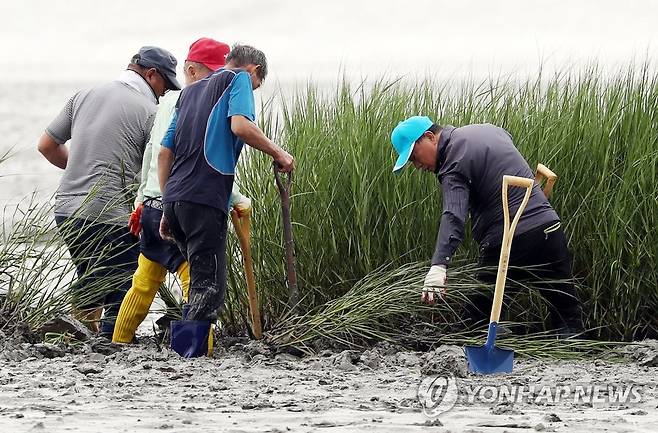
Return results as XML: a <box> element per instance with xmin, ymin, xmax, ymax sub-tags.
<box><xmin>170</xmin><ymin>319</ymin><xmax>211</xmax><ymax>358</ymax></box>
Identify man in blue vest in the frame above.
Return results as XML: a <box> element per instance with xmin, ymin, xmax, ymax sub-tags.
<box><xmin>159</xmin><ymin>45</ymin><xmax>294</xmax><ymax>356</ymax></box>
<box><xmin>113</xmin><ymin>37</ymin><xmax>242</xmax><ymax>344</ymax></box>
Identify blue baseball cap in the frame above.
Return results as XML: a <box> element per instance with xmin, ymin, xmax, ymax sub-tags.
<box><xmin>390</xmin><ymin>116</ymin><xmax>433</xmax><ymax>173</ymax></box>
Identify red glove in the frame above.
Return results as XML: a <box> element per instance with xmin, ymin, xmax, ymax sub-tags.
<box><xmin>128</xmin><ymin>203</ymin><xmax>143</xmax><ymax>237</ymax></box>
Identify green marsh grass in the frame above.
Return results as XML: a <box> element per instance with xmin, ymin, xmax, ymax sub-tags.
<box><xmin>0</xmin><ymin>186</ymin><xmax>180</xmax><ymax>334</ymax></box>
<box><xmin>226</xmin><ymin>66</ymin><xmax>657</xmax><ymax>344</ymax></box>
<box><xmin>2</xmin><ymin>66</ymin><xmax>655</xmax><ymax>357</ymax></box>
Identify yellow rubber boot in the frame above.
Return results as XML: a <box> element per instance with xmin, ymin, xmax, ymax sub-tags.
<box><xmin>207</xmin><ymin>324</ymin><xmax>214</xmax><ymax>357</ymax></box>
<box><xmin>112</xmin><ymin>254</ymin><xmax>166</xmax><ymax>343</ymax></box>
<box><xmin>176</xmin><ymin>261</ymin><xmax>190</xmax><ymax>303</ymax></box>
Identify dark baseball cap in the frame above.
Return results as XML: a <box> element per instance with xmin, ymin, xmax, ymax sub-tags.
<box><xmin>131</xmin><ymin>46</ymin><xmax>181</xmax><ymax>91</ymax></box>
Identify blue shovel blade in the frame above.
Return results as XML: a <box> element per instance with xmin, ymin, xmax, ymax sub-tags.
<box><xmin>464</xmin><ymin>322</ymin><xmax>514</xmax><ymax>375</ymax></box>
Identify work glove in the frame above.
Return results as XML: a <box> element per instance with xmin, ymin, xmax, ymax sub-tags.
<box><xmin>128</xmin><ymin>202</ymin><xmax>143</xmax><ymax>237</ymax></box>
<box><xmin>231</xmin><ymin>193</ymin><xmax>252</xmax><ymax>218</ymax></box>
<box><xmin>422</xmin><ymin>265</ymin><xmax>447</xmax><ymax>305</ymax></box>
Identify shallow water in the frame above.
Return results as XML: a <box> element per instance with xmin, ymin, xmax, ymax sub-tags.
<box><xmin>2</xmin><ymin>1</ymin><xmax>657</xmax><ymax>207</ymax></box>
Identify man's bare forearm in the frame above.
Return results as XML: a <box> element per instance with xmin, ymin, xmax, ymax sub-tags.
<box><xmin>231</xmin><ymin>116</ymin><xmax>283</xmax><ymax>159</ymax></box>
<box><xmin>158</xmin><ymin>147</ymin><xmax>174</xmax><ymax>194</ymax></box>
<box><xmin>37</xmin><ymin>133</ymin><xmax>68</xmax><ymax>169</ymax></box>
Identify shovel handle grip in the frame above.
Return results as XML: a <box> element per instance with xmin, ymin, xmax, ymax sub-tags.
<box><xmin>534</xmin><ymin>163</ymin><xmax>557</xmax><ymax>197</ymax></box>
<box><xmin>273</xmin><ymin>162</ymin><xmax>293</xmax><ymax>193</ymax></box>
<box><xmin>504</xmin><ymin>175</ymin><xmax>534</xmax><ymax>189</ymax></box>
<box><xmin>490</xmin><ymin>175</ymin><xmax>534</xmax><ymax>323</ymax></box>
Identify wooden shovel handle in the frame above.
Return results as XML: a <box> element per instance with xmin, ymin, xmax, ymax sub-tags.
<box><xmin>230</xmin><ymin>209</ymin><xmax>262</xmax><ymax>339</ymax></box>
<box><xmin>535</xmin><ymin>163</ymin><xmax>557</xmax><ymax>198</ymax></box>
<box><xmin>489</xmin><ymin>175</ymin><xmax>534</xmax><ymax>323</ymax></box>
<box><xmin>274</xmin><ymin>163</ymin><xmax>293</xmax><ymax>192</ymax></box>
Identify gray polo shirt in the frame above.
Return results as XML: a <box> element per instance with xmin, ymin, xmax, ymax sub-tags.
<box><xmin>46</xmin><ymin>80</ymin><xmax>156</xmax><ymax>225</ymax></box>
<box><xmin>432</xmin><ymin>124</ymin><xmax>559</xmax><ymax>266</ymax></box>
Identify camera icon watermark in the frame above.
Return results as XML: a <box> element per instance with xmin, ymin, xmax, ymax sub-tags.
<box><xmin>416</xmin><ymin>374</ymin><xmax>459</xmax><ymax>418</ymax></box>
<box><xmin>417</xmin><ymin>374</ymin><xmax>645</xmax><ymax>419</ymax></box>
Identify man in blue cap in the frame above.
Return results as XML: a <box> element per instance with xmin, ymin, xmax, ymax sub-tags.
<box><xmin>37</xmin><ymin>45</ymin><xmax>180</xmax><ymax>336</ymax></box>
<box><xmin>390</xmin><ymin>117</ymin><xmax>584</xmax><ymax>336</ymax></box>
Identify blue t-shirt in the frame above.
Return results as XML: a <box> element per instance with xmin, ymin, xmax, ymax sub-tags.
<box><xmin>162</xmin><ymin>68</ymin><xmax>255</xmax><ymax>212</ymax></box>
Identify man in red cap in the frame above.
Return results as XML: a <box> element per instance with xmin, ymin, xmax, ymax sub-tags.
<box><xmin>185</xmin><ymin>37</ymin><xmax>230</xmax><ymax>72</ymax></box>
<box><xmin>112</xmin><ymin>37</ymin><xmax>250</xmax><ymax>344</ymax></box>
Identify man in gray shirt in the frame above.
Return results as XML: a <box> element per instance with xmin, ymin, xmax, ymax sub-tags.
<box><xmin>37</xmin><ymin>46</ymin><xmax>180</xmax><ymax>337</ymax></box>
<box><xmin>391</xmin><ymin>116</ymin><xmax>583</xmax><ymax>336</ymax></box>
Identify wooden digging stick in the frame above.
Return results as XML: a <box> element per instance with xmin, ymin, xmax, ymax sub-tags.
<box><xmin>273</xmin><ymin>164</ymin><xmax>299</xmax><ymax>309</ymax></box>
<box><xmin>230</xmin><ymin>208</ymin><xmax>262</xmax><ymax>339</ymax></box>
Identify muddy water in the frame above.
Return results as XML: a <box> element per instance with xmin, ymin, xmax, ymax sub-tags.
<box><xmin>0</xmin><ymin>338</ymin><xmax>656</xmax><ymax>433</ymax></box>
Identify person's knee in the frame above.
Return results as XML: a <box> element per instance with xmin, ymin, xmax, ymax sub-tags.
<box><xmin>132</xmin><ymin>254</ymin><xmax>167</xmax><ymax>294</ymax></box>
<box><xmin>189</xmin><ymin>252</ymin><xmax>219</xmax><ymax>285</ymax></box>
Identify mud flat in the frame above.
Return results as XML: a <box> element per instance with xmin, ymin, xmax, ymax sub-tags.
<box><xmin>0</xmin><ymin>333</ymin><xmax>656</xmax><ymax>433</ymax></box>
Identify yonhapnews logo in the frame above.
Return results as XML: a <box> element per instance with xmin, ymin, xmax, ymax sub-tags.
<box><xmin>417</xmin><ymin>374</ymin><xmax>644</xmax><ymax>419</ymax></box>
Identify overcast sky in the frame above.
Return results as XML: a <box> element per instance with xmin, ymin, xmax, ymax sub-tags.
<box><xmin>1</xmin><ymin>0</ymin><xmax>656</xmax><ymax>84</ymax></box>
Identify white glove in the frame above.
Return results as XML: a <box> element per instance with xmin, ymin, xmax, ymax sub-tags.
<box><xmin>231</xmin><ymin>193</ymin><xmax>252</xmax><ymax>216</ymax></box>
<box><xmin>422</xmin><ymin>265</ymin><xmax>447</xmax><ymax>304</ymax></box>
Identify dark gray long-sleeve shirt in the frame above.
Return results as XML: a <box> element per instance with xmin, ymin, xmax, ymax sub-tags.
<box><xmin>432</xmin><ymin>124</ymin><xmax>559</xmax><ymax>266</ymax></box>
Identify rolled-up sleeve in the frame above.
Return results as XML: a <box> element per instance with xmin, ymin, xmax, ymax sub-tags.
<box><xmin>432</xmin><ymin>173</ymin><xmax>470</xmax><ymax>266</ymax></box>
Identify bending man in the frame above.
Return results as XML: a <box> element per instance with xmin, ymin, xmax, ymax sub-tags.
<box><xmin>390</xmin><ymin>117</ymin><xmax>584</xmax><ymax>337</ymax></box>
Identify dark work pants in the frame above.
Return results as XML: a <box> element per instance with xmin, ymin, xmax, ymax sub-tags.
<box><xmin>55</xmin><ymin>215</ymin><xmax>139</xmax><ymax>335</ymax></box>
<box><xmin>163</xmin><ymin>201</ymin><xmax>228</xmax><ymax>322</ymax></box>
<box><xmin>471</xmin><ymin>222</ymin><xmax>584</xmax><ymax>331</ymax></box>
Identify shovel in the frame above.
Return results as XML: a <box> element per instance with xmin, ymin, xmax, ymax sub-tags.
<box><xmin>230</xmin><ymin>207</ymin><xmax>263</xmax><ymax>339</ymax></box>
<box><xmin>273</xmin><ymin>163</ymin><xmax>299</xmax><ymax>309</ymax></box>
<box><xmin>465</xmin><ymin>175</ymin><xmax>534</xmax><ymax>374</ymax></box>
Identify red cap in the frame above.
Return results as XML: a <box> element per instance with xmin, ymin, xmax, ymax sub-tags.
<box><xmin>186</xmin><ymin>37</ymin><xmax>230</xmax><ymax>71</ymax></box>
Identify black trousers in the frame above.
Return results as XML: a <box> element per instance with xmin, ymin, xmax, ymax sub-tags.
<box><xmin>163</xmin><ymin>201</ymin><xmax>228</xmax><ymax>322</ymax></box>
<box><xmin>471</xmin><ymin>221</ymin><xmax>584</xmax><ymax>330</ymax></box>
<box><xmin>55</xmin><ymin>215</ymin><xmax>139</xmax><ymax>335</ymax></box>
